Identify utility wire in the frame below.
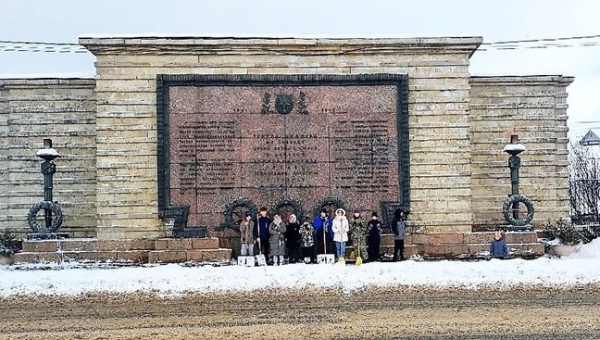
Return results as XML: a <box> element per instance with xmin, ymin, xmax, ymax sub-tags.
<box><xmin>1</xmin><ymin>34</ymin><xmax>600</xmax><ymax>53</ymax></box>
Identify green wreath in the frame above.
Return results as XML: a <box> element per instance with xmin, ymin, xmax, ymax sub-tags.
<box><xmin>27</xmin><ymin>201</ymin><xmax>63</xmax><ymax>233</ymax></box>
<box><xmin>502</xmin><ymin>194</ymin><xmax>535</xmax><ymax>226</ymax></box>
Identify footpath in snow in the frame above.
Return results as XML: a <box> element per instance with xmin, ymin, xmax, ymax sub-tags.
<box><xmin>1</xmin><ymin>239</ymin><xmax>600</xmax><ymax>297</ymax></box>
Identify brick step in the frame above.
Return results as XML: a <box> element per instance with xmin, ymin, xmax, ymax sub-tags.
<box><xmin>13</xmin><ymin>248</ymin><xmax>233</xmax><ymax>264</ymax></box>
<box><xmin>380</xmin><ymin>232</ymin><xmax>539</xmax><ymax>246</ymax></box>
<box><xmin>13</xmin><ymin>250</ymin><xmax>150</xmax><ymax>264</ymax></box>
<box><xmin>21</xmin><ymin>237</ymin><xmax>221</xmax><ymax>253</ymax></box>
<box><xmin>344</xmin><ymin>245</ymin><xmax>419</xmax><ymax>257</ymax></box>
<box><xmin>466</xmin><ymin>243</ymin><xmax>545</xmax><ymax>255</ymax></box>
<box><xmin>148</xmin><ymin>249</ymin><xmax>231</xmax><ymax>263</ymax></box>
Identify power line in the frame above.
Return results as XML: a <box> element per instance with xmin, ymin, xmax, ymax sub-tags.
<box><xmin>1</xmin><ymin>34</ymin><xmax>600</xmax><ymax>54</ymax></box>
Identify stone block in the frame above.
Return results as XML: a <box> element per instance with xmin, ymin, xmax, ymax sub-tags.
<box><xmin>427</xmin><ymin>233</ymin><xmax>465</xmax><ymax>245</ymax></box>
<box><xmin>200</xmin><ymin>249</ymin><xmax>232</xmax><ymax>262</ymax></box>
<box><xmin>411</xmin><ymin>234</ymin><xmax>428</xmax><ymax>245</ymax></box>
<box><xmin>424</xmin><ymin>244</ymin><xmax>468</xmax><ymax>256</ymax></box>
<box><xmin>60</xmin><ymin>239</ymin><xmax>99</xmax><ymax>252</ymax></box>
<box><xmin>192</xmin><ymin>238</ymin><xmax>220</xmax><ymax>249</ymax></box>
<box><xmin>405</xmin><ymin>245</ymin><xmax>420</xmax><ymax>256</ymax></box>
<box><xmin>98</xmin><ymin>240</ymin><xmax>132</xmax><ymax>251</ymax></box>
<box><xmin>37</xmin><ymin>253</ymin><xmax>62</xmax><ymax>263</ymax></box>
<box><xmin>96</xmin><ymin>251</ymin><xmax>119</xmax><ymax>262</ymax></box>
<box><xmin>117</xmin><ymin>251</ymin><xmax>148</xmax><ymax>263</ymax></box>
<box><xmin>73</xmin><ymin>251</ymin><xmax>99</xmax><ymax>263</ymax></box>
<box><xmin>468</xmin><ymin>244</ymin><xmax>490</xmax><ymax>254</ymax></box>
<box><xmin>166</xmin><ymin>239</ymin><xmax>193</xmax><ymax>250</ymax></box>
<box><xmin>186</xmin><ymin>250</ymin><xmax>203</xmax><ymax>262</ymax></box>
<box><xmin>465</xmin><ymin>232</ymin><xmax>494</xmax><ymax>244</ymax></box>
<box><xmin>22</xmin><ymin>241</ymin><xmax>58</xmax><ymax>253</ymax></box>
<box><xmin>13</xmin><ymin>252</ymin><xmax>38</xmax><ymax>263</ymax></box>
<box><xmin>129</xmin><ymin>239</ymin><xmax>154</xmax><ymax>250</ymax></box>
<box><xmin>508</xmin><ymin>243</ymin><xmax>544</xmax><ymax>255</ymax></box>
<box><xmin>154</xmin><ymin>240</ymin><xmax>168</xmax><ymax>250</ymax></box>
<box><xmin>148</xmin><ymin>251</ymin><xmax>187</xmax><ymax>263</ymax></box>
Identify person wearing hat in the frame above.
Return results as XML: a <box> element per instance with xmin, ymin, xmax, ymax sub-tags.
<box><xmin>332</xmin><ymin>208</ymin><xmax>349</xmax><ymax>262</ymax></box>
<box><xmin>285</xmin><ymin>214</ymin><xmax>301</xmax><ymax>263</ymax></box>
<box><xmin>367</xmin><ymin>211</ymin><xmax>383</xmax><ymax>262</ymax></box>
<box><xmin>239</xmin><ymin>211</ymin><xmax>255</xmax><ymax>256</ymax></box>
<box><xmin>348</xmin><ymin>209</ymin><xmax>368</xmax><ymax>262</ymax></box>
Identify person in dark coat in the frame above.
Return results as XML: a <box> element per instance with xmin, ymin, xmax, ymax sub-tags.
<box><xmin>313</xmin><ymin>209</ymin><xmax>333</xmax><ymax>255</ymax></box>
<box><xmin>490</xmin><ymin>231</ymin><xmax>509</xmax><ymax>259</ymax></box>
<box><xmin>285</xmin><ymin>214</ymin><xmax>301</xmax><ymax>263</ymax></box>
<box><xmin>253</xmin><ymin>207</ymin><xmax>271</xmax><ymax>261</ymax></box>
<box><xmin>367</xmin><ymin>211</ymin><xmax>382</xmax><ymax>262</ymax></box>
<box><xmin>392</xmin><ymin>208</ymin><xmax>406</xmax><ymax>261</ymax></box>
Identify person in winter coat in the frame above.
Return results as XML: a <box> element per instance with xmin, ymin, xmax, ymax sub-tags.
<box><xmin>299</xmin><ymin>216</ymin><xmax>315</xmax><ymax>263</ymax></box>
<box><xmin>285</xmin><ymin>214</ymin><xmax>301</xmax><ymax>263</ymax></box>
<box><xmin>239</xmin><ymin>211</ymin><xmax>255</xmax><ymax>256</ymax></box>
<box><xmin>269</xmin><ymin>213</ymin><xmax>287</xmax><ymax>265</ymax></box>
<box><xmin>349</xmin><ymin>210</ymin><xmax>368</xmax><ymax>261</ymax></box>
<box><xmin>490</xmin><ymin>231</ymin><xmax>509</xmax><ymax>259</ymax></box>
<box><xmin>367</xmin><ymin>211</ymin><xmax>382</xmax><ymax>262</ymax></box>
<box><xmin>254</xmin><ymin>207</ymin><xmax>271</xmax><ymax>261</ymax></box>
<box><xmin>332</xmin><ymin>208</ymin><xmax>349</xmax><ymax>262</ymax></box>
<box><xmin>392</xmin><ymin>208</ymin><xmax>406</xmax><ymax>261</ymax></box>
<box><xmin>313</xmin><ymin>209</ymin><xmax>333</xmax><ymax>255</ymax></box>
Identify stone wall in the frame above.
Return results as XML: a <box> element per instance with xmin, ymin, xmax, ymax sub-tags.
<box><xmin>0</xmin><ymin>37</ymin><xmax>574</xmax><ymax>240</ymax></box>
<box><xmin>0</xmin><ymin>78</ymin><xmax>96</xmax><ymax>237</ymax></box>
<box><xmin>80</xmin><ymin>36</ymin><xmax>483</xmax><ymax>238</ymax></box>
<box><xmin>469</xmin><ymin>76</ymin><xmax>572</xmax><ymax>228</ymax></box>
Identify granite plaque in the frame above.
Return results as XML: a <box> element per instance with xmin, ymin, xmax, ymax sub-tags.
<box><xmin>157</xmin><ymin>74</ymin><xmax>409</xmax><ymax>233</ymax></box>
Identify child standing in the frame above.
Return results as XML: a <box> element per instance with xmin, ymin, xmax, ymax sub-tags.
<box><xmin>285</xmin><ymin>214</ymin><xmax>301</xmax><ymax>263</ymax></box>
<box><xmin>254</xmin><ymin>207</ymin><xmax>271</xmax><ymax>261</ymax></box>
<box><xmin>332</xmin><ymin>208</ymin><xmax>349</xmax><ymax>262</ymax></box>
<box><xmin>392</xmin><ymin>209</ymin><xmax>406</xmax><ymax>261</ymax></box>
<box><xmin>299</xmin><ymin>216</ymin><xmax>315</xmax><ymax>264</ymax></box>
<box><xmin>367</xmin><ymin>211</ymin><xmax>382</xmax><ymax>262</ymax></box>
<box><xmin>269</xmin><ymin>213</ymin><xmax>287</xmax><ymax>265</ymax></box>
<box><xmin>239</xmin><ymin>211</ymin><xmax>255</xmax><ymax>256</ymax></box>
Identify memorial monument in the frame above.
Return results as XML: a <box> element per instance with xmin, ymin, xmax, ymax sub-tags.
<box><xmin>0</xmin><ymin>35</ymin><xmax>573</xmax><ymax>260</ymax></box>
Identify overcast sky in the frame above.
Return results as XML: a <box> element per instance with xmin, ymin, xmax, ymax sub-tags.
<box><xmin>1</xmin><ymin>0</ymin><xmax>599</xmax><ymax>139</ymax></box>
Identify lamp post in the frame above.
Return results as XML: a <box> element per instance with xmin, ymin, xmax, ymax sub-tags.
<box><xmin>502</xmin><ymin>134</ymin><xmax>534</xmax><ymax>228</ymax></box>
<box><xmin>27</xmin><ymin>139</ymin><xmax>63</xmax><ymax>238</ymax></box>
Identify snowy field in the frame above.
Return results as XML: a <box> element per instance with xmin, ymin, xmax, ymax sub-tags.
<box><xmin>1</xmin><ymin>239</ymin><xmax>599</xmax><ymax>297</ymax></box>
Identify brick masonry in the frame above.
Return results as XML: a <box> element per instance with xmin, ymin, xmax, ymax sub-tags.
<box><xmin>0</xmin><ymin>36</ymin><xmax>573</xmax><ymax>241</ymax></box>
<box><xmin>13</xmin><ymin>237</ymin><xmax>230</xmax><ymax>264</ymax></box>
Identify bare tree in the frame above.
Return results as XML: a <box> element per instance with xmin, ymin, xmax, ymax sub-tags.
<box><xmin>569</xmin><ymin>141</ymin><xmax>600</xmax><ymax>226</ymax></box>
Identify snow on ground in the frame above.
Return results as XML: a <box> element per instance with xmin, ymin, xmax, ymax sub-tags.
<box><xmin>1</xmin><ymin>240</ymin><xmax>599</xmax><ymax>297</ymax></box>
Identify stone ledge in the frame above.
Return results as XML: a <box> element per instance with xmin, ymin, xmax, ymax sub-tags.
<box><xmin>20</xmin><ymin>237</ymin><xmax>220</xmax><ymax>253</ymax></box>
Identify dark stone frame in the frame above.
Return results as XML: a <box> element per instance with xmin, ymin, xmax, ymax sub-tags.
<box><xmin>156</xmin><ymin>73</ymin><xmax>410</xmax><ymax>234</ymax></box>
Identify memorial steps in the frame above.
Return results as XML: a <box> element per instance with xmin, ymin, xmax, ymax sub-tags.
<box><xmin>12</xmin><ymin>237</ymin><xmax>231</xmax><ymax>264</ymax></box>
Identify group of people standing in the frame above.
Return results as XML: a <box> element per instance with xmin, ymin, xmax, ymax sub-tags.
<box><xmin>238</xmin><ymin>207</ymin><xmax>408</xmax><ymax>265</ymax></box>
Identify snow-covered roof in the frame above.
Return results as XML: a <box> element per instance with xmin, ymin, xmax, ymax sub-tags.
<box><xmin>580</xmin><ymin>129</ymin><xmax>600</xmax><ymax>146</ymax></box>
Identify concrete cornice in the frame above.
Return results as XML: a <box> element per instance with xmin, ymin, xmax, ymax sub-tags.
<box><xmin>470</xmin><ymin>75</ymin><xmax>575</xmax><ymax>87</ymax></box>
<box><xmin>79</xmin><ymin>36</ymin><xmax>483</xmax><ymax>58</ymax></box>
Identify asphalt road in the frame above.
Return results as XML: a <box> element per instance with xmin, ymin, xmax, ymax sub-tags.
<box><xmin>1</xmin><ymin>286</ymin><xmax>600</xmax><ymax>339</ymax></box>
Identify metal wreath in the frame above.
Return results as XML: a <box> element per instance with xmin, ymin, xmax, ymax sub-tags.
<box><xmin>270</xmin><ymin>197</ymin><xmax>304</xmax><ymax>220</ymax></box>
<box><xmin>222</xmin><ymin>197</ymin><xmax>258</xmax><ymax>228</ymax></box>
<box><xmin>313</xmin><ymin>197</ymin><xmax>346</xmax><ymax>218</ymax></box>
<box><xmin>27</xmin><ymin>201</ymin><xmax>63</xmax><ymax>233</ymax></box>
<box><xmin>502</xmin><ymin>194</ymin><xmax>535</xmax><ymax>226</ymax></box>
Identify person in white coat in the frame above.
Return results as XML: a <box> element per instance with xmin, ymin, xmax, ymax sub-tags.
<box><xmin>332</xmin><ymin>208</ymin><xmax>349</xmax><ymax>262</ymax></box>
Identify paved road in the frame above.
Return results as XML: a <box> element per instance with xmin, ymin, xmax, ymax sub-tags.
<box><xmin>1</xmin><ymin>287</ymin><xmax>600</xmax><ymax>339</ymax></box>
